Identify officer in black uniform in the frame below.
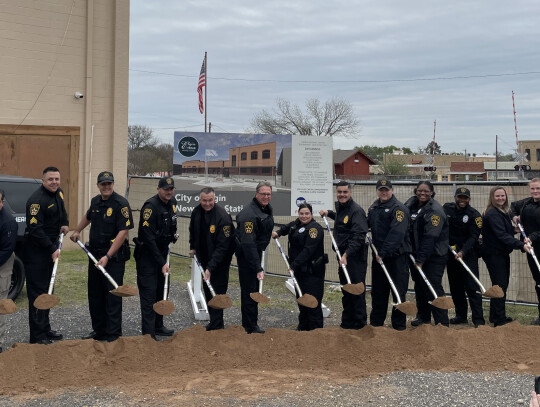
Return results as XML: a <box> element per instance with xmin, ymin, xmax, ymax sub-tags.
<box><xmin>273</xmin><ymin>203</ymin><xmax>326</xmax><ymax>331</ymax></box>
<box><xmin>443</xmin><ymin>187</ymin><xmax>485</xmax><ymax>327</ymax></box>
<box><xmin>189</xmin><ymin>186</ymin><xmax>235</xmax><ymax>331</ymax></box>
<box><xmin>71</xmin><ymin>171</ymin><xmax>133</xmax><ymax>342</ymax></box>
<box><xmin>135</xmin><ymin>176</ymin><xmax>177</xmax><ymax>338</ymax></box>
<box><xmin>405</xmin><ymin>180</ymin><xmax>450</xmax><ymax>327</ymax></box>
<box><xmin>320</xmin><ymin>180</ymin><xmax>368</xmax><ymax>329</ymax></box>
<box><xmin>24</xmin><ymin>167</ymin><xmax>69</xmax><ymax>344</ymax></box>
<box><xmin>511</xmin><ymin>177</ymin><xmax>540</xmax><ymax>325</ymax></box>
<box><xmin>367</xmin><ymin>180</ymin><xmax>411</xmax><ymax>330</ymax></box>
<box><xmin>236</xmin><ymin>181</ymin><xmax>274</xmax><ymax>334</ymax></box>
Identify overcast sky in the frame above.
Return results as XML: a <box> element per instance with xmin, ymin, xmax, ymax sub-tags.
<box><xmin>129</xmin><ymin>1</ymin><xmax>540</xmax><ymax>156</ymax></box>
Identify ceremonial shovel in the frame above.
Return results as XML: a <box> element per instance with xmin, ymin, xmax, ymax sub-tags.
<box><xmin>34</xmin><ymin>233</ymin><xmax>64</xmax><ymax>310</ymax></box>
<box><xmin>274</xmin><ymin>238</ymin><xmax>318</xmax><ymax>308</ymax></box>
<box><xmin>153</xmin><ymin>245</ymin><xmax>175</xmax><ymax>316</ymax></box>
<box><xmin>409</xmin><ymin>254</ymin><xmax>454</xmax><ymax>309</ymax></box>
<box><xmin>250</xmin><ymin>250</ymin><xmax>270</xmax><ymax>303</ymax></box>
<box><xmin>76</xmin><ymin>240</ymin><xmax>138</xmax><ymax>297</ymax></box>
<box><xmin>366</xmin><ymin>234</ymin><xmax>417</xmax><ymax>315</ymax></box>
<box><xmin>321</xmin><ymin>216</ymin><xmax>365</xmax><ymax>295</ymax></box>
<box><xmin>448</xmin><ymin>245</ymin><xmax>503</xmax><ymax>298</ymax></box>
<box><xmin>194</xmin><ymin>255</ymin><xmax>232</xmax><ymax>309</ymax></box>
<box><xmin>517</xmin><ymin>223</ymin><xmax>540</xmax><ymax>288</ymax></box>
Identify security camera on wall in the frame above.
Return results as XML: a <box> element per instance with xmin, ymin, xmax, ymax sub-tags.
<box><xmin>74</xmin><ymin>92</ymin><xmax>84</xmax><ymax>99</ymax></box>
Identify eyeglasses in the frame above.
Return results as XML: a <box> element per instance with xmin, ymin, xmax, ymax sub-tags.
<box><xmin>257</xmin><ymin>193</ymin><xmax>271</xmax><ymax>197</ymax></box>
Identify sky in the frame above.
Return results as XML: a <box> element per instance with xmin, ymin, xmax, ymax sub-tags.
<box><xmin>129</xmin><ymin>1</ymin><xmax>540</xmax><ymax>157</ymax></box>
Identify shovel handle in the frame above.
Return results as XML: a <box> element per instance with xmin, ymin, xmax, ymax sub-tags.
<box><xmin>322</xmin><ymin>216</ymin><xmax>352</xmax><ymax>284</ymax></box>
<box><xmin>448</xmin><ymin>245</ymin><xmax>487</xmax><ymax>293</ymax></box>
<box><xmin>47</xmin><ymin>233</ymin><xmax>64</xmax><ymax>295</ymax></box>
<box><xmin>76</xmin><ymin>240</ymin><xmax>119</xmax><ymax>289</ymax></box>
<box><xmin>274</xmin><ymin>238</ymin><xmax>303</xmax><ymax>297</ymax></box>
<box><xmin>194</xmin><ymin>255</ymin><xmax>216</xmax><ymax>297</ymax></box>
<box><xmin>409</xmin><ymin>254</ymin><xmax>438</xmax><ymax>300</ymax></box>
<box><xmin>163</xmin><ymin>244</ymin><xmax>171</xmax><ymax>301</ymax></box>
<box><xmin>367</xmin><ymin>233</ymin><xmax>402</xmax><ymax>304</ymax></box>
<box><xmin>517</xmin><ymin>223</ymin><xmax>540</xmax><ymax>271</ymax></box>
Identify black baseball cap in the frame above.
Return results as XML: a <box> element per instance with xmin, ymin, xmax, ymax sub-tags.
<box><xmin>376</xmin><ymin>179</ymin><xmax>393</xmax><ymax>190</ymax></box>
<box><xmin>158</xmin><ymin>177</ymin><xmax>175</xmax><ymax>189</ymax></box>
<box><xmin>455</xmin><ymin>187</ymin><xmax>471</xmax><ymax>197</ymax></box>
<box><xmin>97</xmin><ymin>171</ymin><xmax>114</xmax><ymax>184</ymax></box>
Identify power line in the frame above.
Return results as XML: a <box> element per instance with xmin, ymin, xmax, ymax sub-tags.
<box><xmin>129</xmin><ymin>68</ymin><xmax>540</xmax><ymax>84</ymax></box>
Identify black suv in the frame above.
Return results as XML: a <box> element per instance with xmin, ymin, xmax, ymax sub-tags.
<box><xmin>0</xmin><ymin>175</ymin><xmax>42</xmax><ymax>300</ymax></box>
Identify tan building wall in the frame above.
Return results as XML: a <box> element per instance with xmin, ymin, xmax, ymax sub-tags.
<box><xmin>519</xmin><ymin>140</ymin><xmax>540</xmax><ymax>170</ymax></box>
<box><xmin>0</xmin><ymin>0</ymin><xmax>130</xmax><ymax>235</ymax></box>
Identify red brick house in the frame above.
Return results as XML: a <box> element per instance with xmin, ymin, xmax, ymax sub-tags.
<box><xmin>447</xmin><ymin>162</ymin><xmax>486</xmax><ymax>181</ymax></box>
<box><xmin>334</xmin><ymin>149</ymin><xmax>376</xmax><ymax>180</ymax></box>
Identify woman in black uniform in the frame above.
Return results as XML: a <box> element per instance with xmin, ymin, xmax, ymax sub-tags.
<box><xmin>481</xmin><ymin>186</ymin><xmax>530</xmax><ymax>327</ymax></box>
<box><xmin>272</xmin><ymin>203</ymin><xmax>326</xmax><ymax>330</ymax></box>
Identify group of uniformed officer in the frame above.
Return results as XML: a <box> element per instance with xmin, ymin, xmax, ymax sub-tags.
<box><xmin>20</xmin><ymin>168</ymin><xmax>540</xmax><ymax>344</ymax></box>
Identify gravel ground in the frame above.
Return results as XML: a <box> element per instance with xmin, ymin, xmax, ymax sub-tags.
<box><xmin>0</xmin><ymin>281</ymin><xmax>536</xmax><ymax>406</ymax></box>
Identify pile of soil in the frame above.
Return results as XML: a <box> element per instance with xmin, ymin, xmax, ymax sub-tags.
<box><xmin>0</xmin><ymin>322</ymin><xmax>537</xmax><ymax>400</ymax></box>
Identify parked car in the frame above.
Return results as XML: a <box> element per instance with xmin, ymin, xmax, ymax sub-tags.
<box><xmin>0</xmin><ymin>175</ymin><xmax>42</xmax><ymax>300</ymax></box>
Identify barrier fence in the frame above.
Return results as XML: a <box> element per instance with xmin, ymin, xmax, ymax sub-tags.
<box><xmin>127</xmin><ymin>177</ymin><xmax>538</xmax><ymax>306</ymax></box>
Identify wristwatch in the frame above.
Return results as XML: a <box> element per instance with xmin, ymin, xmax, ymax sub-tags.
<box><xmin>106</xmin><ymin>254</ymin><xmax>112</xmax><ymax>260</ymax></box>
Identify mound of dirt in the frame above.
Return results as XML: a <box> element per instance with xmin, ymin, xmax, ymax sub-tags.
<box><xmin>0</xmin><ymin>323</ymin><xmax>537</xmax><ymax>399</ymax></box>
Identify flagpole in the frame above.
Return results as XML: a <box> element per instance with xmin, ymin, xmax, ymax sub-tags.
<box><xmin>204</xmin><ymin>51</ymin><xmax>207</xmax><ymax>133</ymax></box>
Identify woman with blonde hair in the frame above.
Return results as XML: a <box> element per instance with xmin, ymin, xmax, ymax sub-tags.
<box><xmin>481</xmin><ymin>186</ymin><xmax>530</xmax><ymax>326</ymax></box>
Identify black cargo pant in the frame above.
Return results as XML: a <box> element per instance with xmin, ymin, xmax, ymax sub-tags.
<box><xmin>24</xmin><ymin>243</ymin><xmax>54</xmax><ymax>343</ymax></box>
<box><xmin>338</xmin><ymin>246</ymin><xmax>367</xmax><ymax>329</ymax></box>
<box><xmin>202</xmin><ymin>264</ymin><xmax>230</xmax><ymax>330</ymax></box>
<box><xmin>410</xmin><ymin>254</ymin><xmax>449</xmax><ymax>326</ymax></box>
<box><xmin>370</xmin><ymin>253</ymin><xmax>409</xmax><ymax>330</ymax></box>
<box><xmin>237</xmin><ymin>251</ymin><xmax>260</xmax><ymax>332</ymax></box>
<box><xmin>295</xmin><ymin>271</ymin><xmax>324</xmax><ymax>331</ymax></box>
<box><xmin>136</xmin><ymin>248</ymin><xmax>167</xmax><ymax>337</ymax></box>
<box><xmin>483</xmin><ymin>252</ymin><xmax>510</xmax><ymax>325</ymax></box>
<box><xmin>447</xmin><ymin>252</ymin><xmax>485</xmax><ymax>325</ymax></box>
<box><xmin>87</xmin><ymin>251</ymin><xmax>125</xmax><ymax>341</ymax></box>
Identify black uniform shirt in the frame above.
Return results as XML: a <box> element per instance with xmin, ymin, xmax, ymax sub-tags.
<box><xmin>443</xmin><ymin>202</ymin><xmax>482</xmax><ymax>256</ymax></box>
<box><xmin>25</xmin><ymin>185</ymin><xmax>69</xmax><ymax>254</ymax></box>
<box><xmin>482</xmin><ymin>207</ymin><xmax>524</xmax><ymax>254</ymax></box>
<box><xmin>511</xmin><ymin>197</ymin><xmax>540</xmax><ymax>246</ymax></box>
<box><xmin>327</xmin><ymin>198</ymin><xmax>367</xmax><ymax>257</ymax></box>
<box><xmin>86</xmin><ymin>191</ymin><xmax>133</xmax><ymax>250</ymax></box>
<box><xmin>0</xmin><ymin>208</ymin><xmax>17</xmax><ymax>266</ymax></box>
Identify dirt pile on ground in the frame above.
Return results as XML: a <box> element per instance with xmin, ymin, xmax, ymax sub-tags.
<box><xmin>0</xmin><ymin>323</ymin><xmax>537</xmax><ymax>399</ymax></box>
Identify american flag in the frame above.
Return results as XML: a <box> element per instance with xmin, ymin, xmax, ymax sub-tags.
<box><xmin>197</xmin><ymin>56</ymin><xmax>206</xmax><ymax>114</ymax></box>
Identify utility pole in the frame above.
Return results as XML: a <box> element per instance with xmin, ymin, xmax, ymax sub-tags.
<box><xmin>495</xmin><ymin>135</ymin><xmax>498</xmax><ymax>181</ymax></box>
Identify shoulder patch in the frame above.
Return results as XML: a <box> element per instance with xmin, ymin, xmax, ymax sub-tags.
<box><xmin>244</xmin><ymin>221</ymin><xmax>253</xmax><ymax>234</ymax></box>
<box><xmin>210</xmin><ymin>225</ymin><xmax>216</xmax><ymax>233</ymax></box>
<box><xmin>59</xmin><ymin>191</ymin><xmax>64</xmax><ymax>200</ymax></box>
<box><xmin>126</xmin><ymin>220</ymin><xmax>130</xmax><ymax>227</ymax></box>
<box><xmin>396</xmin><ymin>210</ymin><xmax>404</xmax><ymax>222</ymax></box>
<box><xmin>343</xmin><ymin>215</ymin><xmax>349</xmax><ymax>224</ymax></box>
<box><xmin>142</xmin><ymin>220</ymin><xmax>149</xmax><ymax>227</ymax></box>
<box><xmin>143</xmin><ymin>208</ymin><xmax>152</xmax><ymax>220</ymax></box>
<box><xmin>308</xmin><ymin>227</ymin><xmax>318</xmax><ymax>238</ymax></box>
<box><xmin>30</xmin><ymin>217</ymin><xmax>37</xmax><ymax>224</ymax></box>
<box><xmin>223</xmin><ymin>225</ymin><xmax>231</xmax><ymax>237</ymax></box>
<box><xmin>30</xmin><ymin>204</ymin><xmax>40</xmax><ymax>215</ymax></box>
<box><xmin>172</xmin><ymin>205</ymin><xmax>177</xmax><ymax>213</ymax></box>
<box><xmin>431</xmin><ymin>214</ymin><xmax>440</xmax><ymax>227</ymax></box>
<box><xmin>475</xmin><ymin>216</ymin><xmax>482</xmax><ymax>228</ymax></box>
<box><xmin>121</xmin><ymin>207</ymin><xmax>130</xmax><ymax>219</ymax></box>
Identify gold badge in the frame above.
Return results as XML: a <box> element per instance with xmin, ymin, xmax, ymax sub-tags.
<box><xmin>343</xmin><ymin>215</ymin><xmax>349</xmax><ymax>224</ymax></box>
<box><xmin>244</xmin><ymin>221</ymin><xmax>253</xmax><ymax>234</ymax></box>
<box><xmin>30</xmin><ymin>204</ymin><xmax>40</xmax><ymax>215</ymax></box>
<box><xmin>396</xmin><ymin>210</ymin><xmax>404</xmax><ymax>222</ymax></box>
<box><xmin>309</xmin><ymin>228</ymin><xmax>318</xmax><ymax>238</ymax></box>
<box><xmin>431</xmin><ymin>214</ymin><xmax>440</xmax><ymax>227</ymax></box>
<box><xmin>30</xmin><ymin>217</ymin><xmax>37</xmax><ymax>224</ymax></box>
<box><xmin>475</xmin><ymin>216</ymin><xmax>483</xmax><ymax>228</ymax></box>
<box><xmin>381</xmin><ymin>180</ymin><xmax>387</xmax><ymax>185</ymax></box>
<box><xmin>59</xmin><ymin>191</ymin><xmax>64</xmax><ymax>200</ymax></box>
<box><xmin>223</xmin><ymin>225</ymin><xmax>231</xmax><ymax>237</ymax></box>
<box><xmin>210</xmin><ymin>225</ymin><xmax>216</xmax><ymax>233</ymax></box>
<box><xmin>166</xmin><ymin>178</ymin><xmax>172</xmax><ymax>184</ymax></box>
<box><xmin>143</xmin><ymin>208</ymin><xmax>152</xmax><ymax>220</ymax></box>
<box><xmin>121</xmin><ymin>207</ymin><xmax>130</xmax><ymax>219</ymax></box>
<box><xmin>142</xmin><ymin>220</ymin><xmax>149</xmax><ymax>227</ymax></box>
<box><xmin>460</xmin><ymin>188</ymin><xmax>466</xmax><ymax>193</ymax></box>
<box><xmin>106</xmin><ymin>208</ymin><xmax>113</xmax><ymax>217</ymax></box>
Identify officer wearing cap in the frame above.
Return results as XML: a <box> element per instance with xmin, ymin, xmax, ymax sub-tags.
<box><xmin>134</xmin><ymin>176</ymin><xmax>177</xmax><ymax>339</ymax></box>
<box><xmin>443</xmin><ymin>187</ymin><xmax>485</xmax><ymax>327</ymax></box>
<box><xmin>71</xmin><ymin>171</ymin><xmax>133</xmax><ymax>342</ymax></box>
<box><xmin>367</xmin><ymin>180</ymin><xmax>411</xmax><ymax>330</ymax></box>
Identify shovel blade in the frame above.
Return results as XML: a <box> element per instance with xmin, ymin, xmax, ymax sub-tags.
<box><xmin>394</xmin><ymin>301</ymin><xmax>417</xmax><ymax>316</ymax></box>
<box><xmin>153</xmin><ymin>300</ymin><xmax>176</xmax><ymax>316</ymax></box>
<box><xmin>110</xmin><ymin>284</ymin><xmax>138</xmax><ymax>297</ymax></box>
<box><xmin>297</xmin><ymin>293</ymin><xmax>318</xmax><ymax>309</ymax></box>
<box><xmin>33</xmin><ymin>294</ymin><xmax>60</xmax><ymax>310</ymax></box>
<box><xmin>0</xmin><ymin>299</ymin><xmax>17</xmax><ymax>315</ymax></box>
<box><xmin>342</xmin><ymin>282</ymin><xmax>365</xmax><ymax>295</ymax></box>
<box><xmin>250</xmin><ymin>292</ymin><xmax>270</xmax><ymax>303</ymax></box>
<box><xmin>483</xmin><ymin>285</ymin><xmax>504</xmax><ymax>298</ymax></box>
<box><xmin>208</xmin><ymin>294</ymin><xmax>232</xmax><ymax>310</ymax></box>
<box><xmin>431</xmin><ymin>296</ymin><xmax>454</xmax><ymax>310</ymax></box>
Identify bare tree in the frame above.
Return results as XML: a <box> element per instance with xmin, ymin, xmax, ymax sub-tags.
<box><xmin>250</xmin><ymin>98</ymin><xmax>360</xmax><ymax>137</ymax></box>
<box><xmin>128</xmin><ymin>124</ymin><xmax>157</xmax><ymax>150</ymax></box>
